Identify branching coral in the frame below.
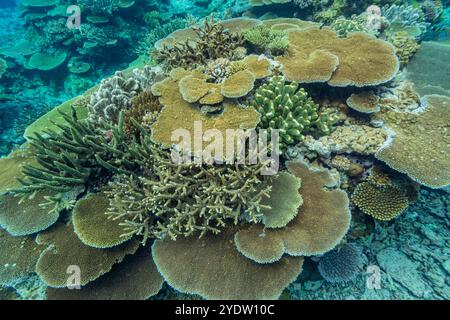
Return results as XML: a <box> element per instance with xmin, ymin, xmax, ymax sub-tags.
<box><xmin>331</xmin><ymin>18</ymin><xmax>367</xmax><ymax>38</ymax></box>
<box><xmin>88</xmin><ymin>71</ymin><xmax>140</xmax><ymax>125</ymax></box>
<box><xmin>106</xmin><ymin>136</ymin><xmax>273</xmax><ymax>242</ymax></box>
<box><xmin>318</xmin><ymin>243</ymin><xmax>365</xmax><ymax>283</ymax></box>
<box><xmin>123</xmin><ymin>91</ymin><xmax>162</xmax><ymax>138</ymax></box>
<box><xmin>382</xmin><ymin>4</ymin><xmax>429</xmax><ymax>37</ymax></box>
<box><xmin>154</xmin><ymin>16</ymin><xmax>246</xmax><ymax>70</ymax></box>
<box><xmin>388</xmin><ymin>32</ymin><xmax>420</xmax><ymax>67</ymax></box>
<box><xmin>243</xmin><ymin>25</ymin><xmax>289</xmax><ymax>55</ymax></box>
<box><xmin>250</xmin><ymin>76</ymin><xmax>338</xmax><ymax>151</ymax></box>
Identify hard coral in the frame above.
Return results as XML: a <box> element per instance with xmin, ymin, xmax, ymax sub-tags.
<box><xmin>375</xmin><ymin>95</ymin><xmax>450</xmax><ymax>189</ymax></box>
<box><xmin>388</xmin><ymin>32</ymin><xmax>420</xmax><ymax>67</ymax></box>
<box><xmin>106</xmin><ymin>142</ymin><xmax>273</xmax><ymax>242</ymax></box>
<box><xmin>243</xmin><ymin>25</ymin><xmax>289</xmax><ymax>55</ymax></box>
<box><xmin>250</xmin><ymin>76</ymin><xmax>338</xmax><ymax>151</ymax></box>
<box><xmin>234</xmin><ymin>161</ymin><xmax>351</xmax><ymax>263</ymax></box>
<box><xmin>318</xmin><ymin>243</ymin><xmax>365</xmax><ymax>283</ymax></box>
<box><xmin>152</xmin><ymin>226</ymin><xmax>304</xmax><ymax>300</ymax></box>
<box><xmin>276</xmin><ymin>27</ymin><xmax>399</xmax><ymax>87</ymax></box>
<box><xmin>154</xmin><ymin>16</ymin><xmax>246</xmax><ymax>70</ymax></box>
<box><xmin>88</xmin><ymin>71</ymin><xmax>140</xmax><ymax>126</ymax></box>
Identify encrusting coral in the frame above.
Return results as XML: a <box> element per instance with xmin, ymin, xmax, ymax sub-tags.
<box><xmin>250</xmin><ymin>76</ymin><xmax>339</xmax><ymax>151</ymax></box>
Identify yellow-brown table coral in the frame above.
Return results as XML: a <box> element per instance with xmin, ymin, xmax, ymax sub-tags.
<box><xmin>46</xmin><ymin>248</ymin><xmax>163</xmax><ymax>300</ymax></box>
<box><xmin>375</xmin><ymin>95</ymin><xmax>450</xmax><ymax>188</ymax></box>
<box><xmin>346</xmin><ymin>92</ymin><xmax>381</xmax><ymax>114</ymax></box>
<box><xmin>234</xmin><ymin>161</ymin><xmax>351</xmax><ymax>263</ymax></box>
<box><xmin>152</xmin><ymin>227</ymin><xmax>304</xmax><ymax>300</ymax></box>
<box><xmin>276</xmin><ymin>27</ymin><xmax>399</xmax><ymax>87</ymax></box>
<box><xmin>150</xmin><ymin>73</ymin><xmax>261</xmax><ymax>148</ymax></box>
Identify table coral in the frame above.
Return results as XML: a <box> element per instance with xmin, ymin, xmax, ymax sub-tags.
<box><xmin>276</xmin><ymin>27</ymin><xmax>399</xmax><ymax>87</ymax></box>
<box><xmin>152</xmin><ymin>227</ymin><xmax>304</xmax><ymax>300</ymax></box>
<box><xmin>234</xmin><ymin>161</ymin><xmax>351</xmax><ymax>263</ymax></box>
<box><xmin>375</xmin><ymin>95</ymin><xmax>450</xmax><ymax>189</ymax></box>
<box><xmin>346</xmin><ymin>92</ymin><xmax>381</xmax><ymax>114</ymax></box>
<box><xmin>46</xmin><ymin>247</ymin><xmax>163</xmax><ymax>300</ymax></box>
<box><xmin>35</xmin><ymin>223</ymin><xmax>139</xmax><ymax>288</ymax></box>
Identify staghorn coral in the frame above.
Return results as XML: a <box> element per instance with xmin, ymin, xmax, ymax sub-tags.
<box><xmin>318</xmin><ymin>243</ymin><xmax>365</xmax><ymax>283</ymax></box>
<box><xmin>106</xmin><ymin>142</ymin><xmax>273</xmax><ymax>242</ymax></box>
<box><xmin>352</xmin><ymin>181</ymin><xmax>409</xmax><ymax>221</ymax></box>
<box><xmin>276</xmin><ymin>27</ymin><xmax>399</xmax><ymax>87</ymax></box>
<box><xmin>234</xmin><ymin>161</ymin><xmax>351</xmax><ymax>263</ymax></box>
<box><xmin>152</xmin><ymin>226</ymin><xmax>304</xmax><ymax>300</ymax></box>
<box><xmin>46</xmin><ymin>247</ymin><xmax>163</xmax><ymax>300</ymax></box>
<box><xmin>243</xmin><ymin>25</ymin><xmax>289</xmax><ymax>55</ymax></box>
<box><xmin>346</xmin><ymin>92</ymin><xmax>381</xmax><ymax>114</ymax></box>
<box><xmin>0</xmin><ymin>228</ymin><xmax>45</xmax><ymax>286</ymax></box>
<box><xmin>331</xmin><ymin>17</ymin><xmax>367</xmax><ymax>38</ymax></box>
<box><xmin>16</xmin><ymin>108</ymin><xmax>142</xmax><ymax>197</ymax></box>
<box><xmin>88</xmin><ymin>71</ymin><xmax>140</xmax><ymax>125</ymax></box>
<box><xmin>374</xmin><ymin>95</ymin><xmax>450</xmax><ymax>189</ymax></box>
<box><xmin>388</xmin><ymin>32</ymin><xmax>420</xmax><ymax>67</ymax></box>
<box><xmin>35</xmin><ymin>223</ymin><xmax>139</xmax><ymax>288</ymax></box>
<box><xmin>154</xmin><ymin>16</ymin><xmax>246</xmax><ymax>70</ymax></box>
<box><xmin>250</xmin><ymin>76</ymin><xmax>339</xmax><ymax>151</ymax></box>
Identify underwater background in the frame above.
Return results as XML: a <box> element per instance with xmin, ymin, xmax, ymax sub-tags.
<box><xmin>0</xmin><ymin>0</ymin><xmax>449</xmax><ymax>300</ymax></box>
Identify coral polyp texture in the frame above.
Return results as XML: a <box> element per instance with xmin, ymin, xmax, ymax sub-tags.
<box><xmin>375</xmin><ymin>95</ymin><xmax>450</xmax><ymax>189</ymax></box>
<box><xmin>1</xmin><ymin>1</ymin><xmax>449</xmax><ymax>301</ymax></box>
<box><xmin>276</xmin><ymin>27</ymin><xmax>399</xmax><ymax>87</ymax></box>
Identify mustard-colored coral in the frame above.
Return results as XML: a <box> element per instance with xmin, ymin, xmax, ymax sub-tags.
<box><xmin>150</xmin><ymin>76</ymin><xmax>260</xmax><ymax>148</ymax></box>
<box><xmin>352</xmin><ymin>181</ymin><xmax>409</xmax><ymax>221</ymax></box>
<box><xmin>221</xmin><ymin>70</ymin><xmax>256</xmax><ymax>98</ymax></box>
<box><xmin>152</xmin><ymin>227</ymin><xmax>304</xmax><ymax>300</ymax></box>
<box><xmin>234</xmin><ymin>161</ymin><xmax>351</xmax><ymax>263</ymax></box>
<box><xmin>276</xmin><ymin>27</ymin><xmax>399</xmax><ymax>87</ymax></box>
<box><xmin>388</xmin><ymin>31</ymin><xmax>420</xmax><ymax>67</ymax></box>
<box><xmin>346</xmin><ymin>92</ymin><xmax>381</xmax><ymax>114</ymax></box>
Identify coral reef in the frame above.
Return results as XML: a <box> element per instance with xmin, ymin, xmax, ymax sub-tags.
<box><xmin>388</xmin><ymin>31</ymin><xmax>420</xmax><ymax>67</ymax></box>
<box><xmin>234</xmin><ymin>161</ymin><xmax>351</xmax><ymax>263</ymax></box>
<box><xmin>276</xmin><ymin>27</ymin><xmax>399</xmax><ymax>87</ymax></box>
<box><xmin>243</xmin><ymin>25</ymin><xmax>289</xmax><ymax>55</ymax></box>
<box><xmin>346</xmin><ymin>92</ymin><xmax>380</xmax><ymax>114</ymax></box>
<box><xmin>331</xmin><ymin>17</ymin><xmax>367</xmax><ymax>37</ymax></box>
<box><xmin>250</xmin><ymin>76</ymin><xmax>339</xmax><ymax>151</ymax></box>
<box><xmin>375</xmin><ymin>95</ymin><xmax>450</xmax><ymax>189</ymax></box>
<box><xmin>318</xmin><ymin>243</ymin><xmax>365</xmax><ymax>283</ymax></box>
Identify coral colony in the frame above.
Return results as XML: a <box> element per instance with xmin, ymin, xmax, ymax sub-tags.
<box><xmin>0</xmin><ymin>0</ymin><xmax>449</xmax><ymax>301</ymax></box>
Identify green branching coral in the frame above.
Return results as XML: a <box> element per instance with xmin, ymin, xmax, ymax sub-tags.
<box><xmin>154</xmin><ymin>16</ymin><xmax>246</xmax><ymax>70</ymax></box>
<box><xmin>243</xmin><ymin>25</ymin><xmax>289</xmax><ymax>55</ymax></box>
<box><xmin>106</xmin><ymin>131</ymin><xmax>273</xmax><ymax>243</ymax></box>
<box><xmin>14</xmin><ymin>108</ymin><xmax>139</xmax><ymax>196</ymax></box>
<box><xmin>331</xmin><ymin>18</ymin><xmax>367</xmax><ymax>38</ymax></box>
<box><xmin>250</xmin><ymin>76</ymin><xmax>338</xmax><ymax>151</ymax></box>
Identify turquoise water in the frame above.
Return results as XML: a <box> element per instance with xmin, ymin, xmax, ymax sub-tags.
<box><xmin>0</xmin><ymin>0</ymin><xmax>449</xmax><ymax>301</ymax></box>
